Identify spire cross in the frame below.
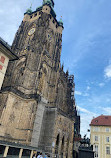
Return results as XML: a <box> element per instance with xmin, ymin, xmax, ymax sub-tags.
<box><xmin>30</xmin><ymin>3</ymin><xmax>32</xmax><ymax>9</ymax></box>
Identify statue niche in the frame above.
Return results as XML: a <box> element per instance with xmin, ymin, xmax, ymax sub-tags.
<box><xmin>37</xmin><ymin>63</ymin><xmax>48</xmax><ymax>98</ymax></box>
<box><xmin>46</xmin><ymin>28</ymin><xmax>55</xmax><ymax>57</ymax></box>
<box><xmin>11</xmin><ymin>56</ymin><xmax>27</xmax><ymax>87</ymax></box>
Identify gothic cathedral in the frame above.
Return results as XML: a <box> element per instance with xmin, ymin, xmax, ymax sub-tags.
<box><xmin>0</xmin><ymin>0</ymin><xmax>77</xmax><ymax>157</ymax></box>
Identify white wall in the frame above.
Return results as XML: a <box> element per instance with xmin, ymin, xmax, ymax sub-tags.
<box><xmin>0</xmin><ymin>51</ymin><xmax>9</xmax><ymax>89</ymax></box>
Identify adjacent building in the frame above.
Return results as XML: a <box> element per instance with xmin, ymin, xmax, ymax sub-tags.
<box><xmin>90</xmin><ymin>115</ymin><xmax>111</xmax><ymax>158</ymax></box>
<box><xmin>0</xmin><ymin>37</ymin><xmax>18</xmax><ymax>89</ymax></box>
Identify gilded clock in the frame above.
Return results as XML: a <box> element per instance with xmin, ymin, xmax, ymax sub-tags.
<box><xmin>28</xmin><ymin>28</ymin><xmax>36</xmax><ymax>36</ymax></box>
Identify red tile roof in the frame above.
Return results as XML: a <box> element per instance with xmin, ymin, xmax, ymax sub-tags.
<box><xmin>90</xmin><ymin>115</ymin><xmax>111</xmax><ymax>126</ymax></box>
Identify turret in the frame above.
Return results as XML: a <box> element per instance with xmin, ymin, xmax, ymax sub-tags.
<box><xmin>58</xmin><ymin>16</ymin><xmax>63</xmax><ymax>28</ymax></box>
<box><xmin>24</xmin><ymin>5</ymin><xmax>32</xmax><ymax>15</ymax></box>
<box><xmin>43</xmin><ymin>0</ymin><xmax>54</xmax><ymax>8</ymax></box>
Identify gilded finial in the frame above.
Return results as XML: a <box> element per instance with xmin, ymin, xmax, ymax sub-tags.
<box><xmin>43</xmin><ymin>0</ymin><xmax>54</xmax><ymax>8</ymax></box>
<box><xmin>30</xmin><ymin>3</ymin><xmax>32</xmax><ymax>9</ymax></box>
<box><xmin>58</xmin><ymin>16</ymin><xmax>63</xmax><ymax>27</ymax></box>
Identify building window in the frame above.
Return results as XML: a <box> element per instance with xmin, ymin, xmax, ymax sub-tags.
<box><xmin>0</xmin><ymin>56</ymin><xmax>5</xmax><ymax>63</ymax></box>
<box><xmin>0</xmin><ymin>65</ymin><xmax>3</xmax><ymax>70</ymax></box>
<box><xmin>106</xmin><ymin>146</ymin><xmax>110</xmax><ymax>154</ymax></box>
<box><xmin>34</xmin><ymin>13</ymin><xmax>37</xmax><ymax>17</ymax></box>
<box><xmin>94</xmin><ymin>127</ymin><xmax>98</xmax><ymax>132</ymax></box>
<box><xmin>106</xmin><ymin>128</ymin><xmax>109</xmax><ymax>132</ymax></box>
<box><xmin>106</xmin><ymin>137</ymin><xmax>109</xmax><ymax>142</ymax></box>
<box><xmin>95</xmin><ymin>136</ymin><xmax>98</xmax><ymax>141</ymax></box>
<box><xmin>95</xmin><ymin>145</ymin><xmax>98</xmax><ymax>157</ymax></box>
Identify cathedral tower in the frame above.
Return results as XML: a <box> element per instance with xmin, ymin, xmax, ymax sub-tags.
<box><xmin>3</xmin><ymin>0</ymin><xmax>63</xmax><ymax>102</ymax></box>
<box><xmin>0</xmin><ymin>1</ymin><xmax>75</xmax><ymax>157</ymax></box>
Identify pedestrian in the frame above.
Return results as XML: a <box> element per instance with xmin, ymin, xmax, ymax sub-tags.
<box><xmin>33</xmin><ymin>153</ymin><xmax>37</xmax><ymax>158</ymax></box>
<box><xmin>44</xmin><ymin>153</ymin><xmax>48</xmax><ymax>158</ymax></box>
<box><xmin>37</xmin><ymin>152</ymin><xmax>43</xmax><ymax>158</ymax></box>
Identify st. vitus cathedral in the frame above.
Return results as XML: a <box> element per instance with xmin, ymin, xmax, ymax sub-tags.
<box><xmin>0</xmin><ymin>0</ymin><xmax>79</xmax><ymax>157</ymax></box>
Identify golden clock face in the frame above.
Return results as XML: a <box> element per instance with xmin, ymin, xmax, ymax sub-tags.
<box><xmin>28</xmin><ymin>28</ymin><xmax>36</xmax><ymax>36</ymax></box>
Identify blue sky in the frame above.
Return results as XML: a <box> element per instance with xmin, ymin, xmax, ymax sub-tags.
<box><xmin>0</xmin><ymin>0</ymin><xmax>111</xmax><ymax>137</ymax></box>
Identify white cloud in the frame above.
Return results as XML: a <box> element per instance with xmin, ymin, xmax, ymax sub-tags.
<box><xmin>99</xmin><ymin>107</ymin><xmax>111</xmax><ymax>115</ymax></box>
<box><xmin>104</xmin><ymin>64</ymin><xmax>111</xmax><ymax>79</ymax></box>
<box><xmin>87</xmin><ymin>86</ymin><xmax>90</xmax><ymax>90</ymax></box>
<box><xmin>78</xmin><ymin>106</ymin><xmax>90</xmax><ymax>114</ymax></box>
<box><xmin>77</xmin><ymin>106</ymin><xmax>97</xmax><ymax>137</ymax></box>
<box><xmin>99</xmin><ymin>83</ymin><xmax>105</xmax><ymax>87</ymax></box>
<box><xmin>75</xmin><ymin>91</ymin><xmax>89</xmax><ymax>97</ymax></box>
<box><xmin>75</xmin><ymin>91</ymin><xmax>82</xmax><ymax>95</ymax></box>
<box><xmin>83</xmin><ymin>93</ymin><xmax>89</xmax><ymax>97</ymax></box>
<box><xmin>78</xmin><ymin>106</ymin><xmax>96</xmax><ymax>116</ymax></box>
<box><xmin>106</xmin><ymin>98</ymin><xmax>111</xmax><ymax>102</ymax></box>
<box><xmin>0</xmin><ymin>0</ymin><xmax>42</xmax><ymax>44</ymax></box>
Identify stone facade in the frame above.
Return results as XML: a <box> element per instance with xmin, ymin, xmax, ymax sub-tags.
<box><xmin>0</xmin><ymin>1</ymin><xmax>79</xmax><ymax>157</ymax></box>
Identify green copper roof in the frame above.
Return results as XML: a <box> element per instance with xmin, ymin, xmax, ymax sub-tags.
<box><xmin>58</xmin><ymin>17</ymin><xmax>63</xmax><ymax>27</ymax></box>
<box><xmin>36</xmin><ymin>6</ymin><xmax>43</xmax><ymax>11</ymax></box>
<box><xmin>43</xmin><ymin>0</ymin><xmax>53</xmax><ymax>7</ymax></box>
<box><xmin>50</xmin><ymin>7</ymin><xmax>56</xmax><ymax>18</ymax></box>
<box><xmin>25</xmin><ymin>7</ymin><xmax>32</xmax><ymax>15</ymax></box>
<box><xmin>51</xmin><ymin>0</ymin><xmax>54</xmax><ymax>7</ymax></box>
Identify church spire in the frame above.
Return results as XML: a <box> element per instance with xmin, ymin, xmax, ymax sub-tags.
<box><xmin>43</xmin><ymin>0</ymin><xmax>54</xmax><ymax>8</ymax></box>
<box><xmin>50</xmin><ymin>0</ymin><xmax>54</xmax><ymax>7</ymax></box>
<box><xmin>58</xmin><ymin>16</ymin><xmax>63</xmax><ymax>27</ymax></box>
<box><xmin>25</xmin><ymin>3</ymin><xmax>32</xmax><ymax>14</ymax></box>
